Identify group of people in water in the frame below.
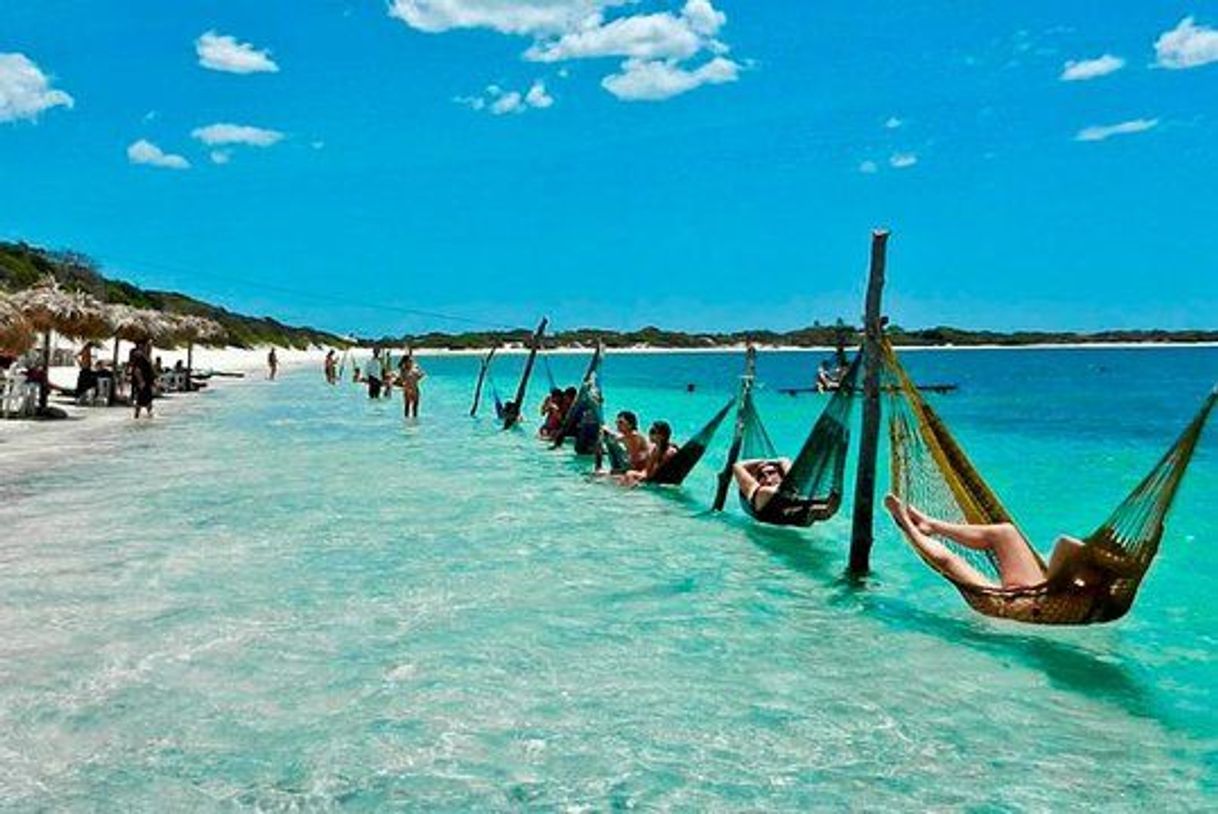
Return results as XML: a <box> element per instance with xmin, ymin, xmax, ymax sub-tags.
<box><xmin>324</xmin><ymin>347</ymin><xmax>426</xmax><ymax>418</ymax></box>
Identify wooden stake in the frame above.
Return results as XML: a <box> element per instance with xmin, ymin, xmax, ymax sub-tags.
<box><xmin>849</xmin><ymin>230</ymin><xmax>890</xmax><ymax>575</ymax></box>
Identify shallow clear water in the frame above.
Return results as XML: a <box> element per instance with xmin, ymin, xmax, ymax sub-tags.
<box><xmin>2</xmin><ymin>348</ymin><xmax>1216</xmax><ymax>811</ymax></box>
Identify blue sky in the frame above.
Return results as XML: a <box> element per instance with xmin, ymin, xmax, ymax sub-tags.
<box><xmin>2</xmin><ymin>1</ymin><xmax>1217</xmax><ymax>335</ymax></box>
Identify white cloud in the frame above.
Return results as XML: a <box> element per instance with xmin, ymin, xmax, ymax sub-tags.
<box><xmin>127</xmin><ymin>139</ymin><xmax>190</xmax><ymax>170</ymax></box>
<box><xmin>1154</xmin><ymin>16</ymin><xmax>1218</xmax><ymax>70</ymax></box>
<box><xmin>859</xmin><ymin>160</ymin><xmax>878</xmax><ymax>174</ymax></box>
<box><xmin>210</xmin><ymin>150</ymin><xmax>232</xmax><ymax>165</ymax></box>
<box><xmin>1075</xmin><ymin>118</ymin><xmax>1159</xmax><ymax>142</ymax></box>
<box><xmin>525</xmin><ymin>9</ymin><xmax>702</xmax><ymax>63</ymax></box>
<box><xmin>602</xmin><ymin>56</ymin><xmax>739</xmax><ymax>101</ymax></box>
<box><xmin>0</xmin><ymin>53</ymin><xmax>74</xmax><ymax>123</ymax></box>
<box><xmin>525</xmin><ymin>79</ymin><xmax>554</xmax><ymax>108</ymax></box>
<box><xmin>191</xmin><ymin>123</ymin><xmax>284</xmax><ymax>147</ymax></box>
<box><xmin>311</xmin><ymin>140</ymin><xmax>326</xmax><ymax>150</ymax></box>
<box><xmin>388</xmin><ymin>0</ymin><xmax>599</xmax><ymax>36</ymax></box>
<box><xmin>491</xmin><ymin>91</ymin><xmax>524</xmax><ymax>114</ymax></box>
<box><xmin>391</xmin><ymin>1</ymin><xmax>741</xmax><ymax>103</ymax></box>
<box><xmin>196</xmin><ymin>31</ymin><xmax>279</xmax><ymax>74</ymax></box>
<box><xmin>884</xmin><ymin>116</ymin><xmax>902</xmax><ymax>129</ymax></box>
<box><xmin>889</xmin><ymin>152</ymin><xmax>917</xmax><ymax>168</ymax></box>
<box><xmin>458</xmin><ymin>79</ymin><xmax>554</xmax><ymax>114</ymax></box>
<box><xmin>1060</xmin><ymin>54</ymin><xmax>1124</xmax><ymax>81</ymax></box>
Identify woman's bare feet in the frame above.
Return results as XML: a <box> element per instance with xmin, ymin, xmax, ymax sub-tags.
<box><xmin>904</xmin><ymin>503</ymin><xmax>938</xmax><ymax>536</ymax></box>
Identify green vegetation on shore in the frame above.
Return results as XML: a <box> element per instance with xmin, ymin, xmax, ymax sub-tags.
<box><xmin>1</xmin><ymin>242</ymin><xmax>346</xmax><ymax>349</ymax></box>
<box><xmin>5</xmin><ymin>240</ymin><xmax>1215</xmax><ymax>351</ymax></box>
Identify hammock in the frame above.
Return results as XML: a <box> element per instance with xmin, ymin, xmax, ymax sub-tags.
<box><xmin>551</xmin><ymin>343</ymin><xmax>604</xmax><ymax>452</ymax></box>
<box><xmin>647</xmin><ymin>398</ymin><xmax>735</xmax><ymax>486</ymax></box>
<box><xmin>882</xmin><ymin>339</ymin><xmax>1215</xmax><ymax>625</ymax></box>
<box><xmin>502</xmin><ymin>318</ymin><xmax>548</xmax><ymax>430</ymax></box>
<box><xmin>713</xmin><ymin>348</ymin><xmax>861</xmax><ymax>527</ymax></box>
<box><xmin>469</xmin><ymin>347</ymin><xmax>497</xmax><ymax>417</ymax></box>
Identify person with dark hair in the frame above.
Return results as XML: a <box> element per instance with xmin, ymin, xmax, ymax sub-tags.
<box><xmin>130</xmin><ymin>339</ymin><xmax>156</xmax><ymax>419</ymax></box>
<box><xmin>399</xmin><ymin>354</ymin><xmax>425</xmax><ymax>418</ymax></box>
<box><xmin>620</xmin><ymin>420</ymin><xmax>680</xmax><ymax>486</ymax></box>
<box><xmin>74</xmin><ymin>343</ymin><xmax>98</xmax><ymax>400</ymax></box>
<box><xmin>733</xmin><ymin>458</ymin><xmax>794</xmax><ymax>513</ymax></box>
<box><xmin>267</xmin><ymin>347</ymin><xmax>279</xmax><ymax>380</ymax></box>
<box><xmin>365</xmin><ymin>349</ymin><xmax>383</xmax><ymax>399</ymax></box>
<box><xmin>611</xmin><ymin>410</ymin><xmax>650</xmax><ymax>471</ymax></box>
<box><xmin>538</xmin><ymin>387</ymin><xmax>564</xmax><ymax>438</ymax></box>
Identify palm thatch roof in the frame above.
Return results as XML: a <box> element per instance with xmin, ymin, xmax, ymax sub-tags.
<box><xmin>170</xmin><ymin>314</ymin><xmax>227</xmax><ymax>346</ymax></box>
<box><xmin>7</xmin><ymin>277</ymin><xmax>110</xmax><ymax>339</ymax></box>
<box><xmin>0</xmin><ymin>295</ymin><xmax>36</xmax><ymax>353</ymax></box>
<box><xmin>107</xmin><ymin>303</ymin><xmax>178</xmax><ymax>345</ymax></box>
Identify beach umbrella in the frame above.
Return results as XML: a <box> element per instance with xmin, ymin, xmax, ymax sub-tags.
<box><xmin>8</xmin><ymin>278</ymin><xmax>110</xmax><ymax>411</ymax></box>
<box><xmin>106</xmin><ymin>304</ymin><xmax>178</xmax><ymax>367</ymax></box>
<box><xmin>168</xmin><ymin>314</ymin><xmax>227</xmax><ymax>382</ymax></box>
<box><xmin>0</xmin><ymin>295</ymin><xmax>36</xmax><ymax>355</ymax></box>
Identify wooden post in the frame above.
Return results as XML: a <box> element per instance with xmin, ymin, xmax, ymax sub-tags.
<box><xmin>849</xmin><ymin>229</ymin><xmax>889</xmax><ymax>575</ymax></box>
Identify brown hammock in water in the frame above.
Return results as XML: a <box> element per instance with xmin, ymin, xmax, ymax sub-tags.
<box><xmin>882</xmin><ymin>339</ymin><xmax>1215</xmax><ymax>625</ymax></box>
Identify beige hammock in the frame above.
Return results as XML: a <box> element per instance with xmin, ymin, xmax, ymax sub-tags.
<box><xmin>882</xmin><ymin>340</ymin><xmax>1215</xmax><ymax>625</ymax></box>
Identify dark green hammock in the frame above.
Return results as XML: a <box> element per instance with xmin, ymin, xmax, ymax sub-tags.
<box><xmin>714</xmin><ymin>350</ymin><xmax>862</xmax><ymax>527</ymax></box>
<box><xmin>596</xmin><ymin>398</ymin><xmax>732</xmax><ymax>482</ymax></box>
<box><xmin>502</xmin><ymin>317</ymin><xmax>548</xmax><ymax>430</ymax></box>
<box><xmin>647</xmin><ymin>398</ymin><xmax>735</xmax><ymax>486</ymax></box>
<box><xmin>551</xmin><ymin>343</ymin><xmax>604</xmax><ymax>453</ymax></box>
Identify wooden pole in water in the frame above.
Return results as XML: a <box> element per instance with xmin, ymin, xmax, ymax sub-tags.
<box><xmin>849</xmin><ymin>229</ymin><xmax>889</xmax><ymax>575</ymax></box>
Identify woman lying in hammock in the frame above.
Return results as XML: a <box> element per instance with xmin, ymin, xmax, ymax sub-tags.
<box><xmin>883</xmin><ymin>494</ymin><xmax>1091</xmax><ymax>589</ymax></box>
<box><xmin>733</xmin><ymin>458</ymin><xmax>794</xmax><ymax>513</ymax></box>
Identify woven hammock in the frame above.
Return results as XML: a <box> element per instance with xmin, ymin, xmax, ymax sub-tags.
<box><xmin>882</xmin><ymin>339</ymin><xmax>1215</xmax><ymax>625</ymax></box>
<box><xmin>648</xmin><ymin>398</ymin><xmax>735</xmax><ymax>486</ymax></box>
<box><xmin>551</xmin><ymin>343</ymin><xmax>604</xmax><ymax>452</ymax></box>
<box><xmin>599</xmin><ymin>397</ymin><xmax>734</xmax><ymax>483</ymax></box>
<box><xmin>714</xmin><ymin>349</ymin><xmax>861</xmax><ymax>527</ymax></box>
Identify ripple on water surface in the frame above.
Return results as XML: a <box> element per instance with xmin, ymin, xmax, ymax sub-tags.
<box><xmin>1</xmin><ymin>349</ymin><xmax>1217</xmax><ymax>810</ymax></box>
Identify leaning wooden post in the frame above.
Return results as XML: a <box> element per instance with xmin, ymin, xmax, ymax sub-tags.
<box><xmin>849</xmin><ymin>229</ymin><xmax>890</xmax><ymax>575</ymax></box>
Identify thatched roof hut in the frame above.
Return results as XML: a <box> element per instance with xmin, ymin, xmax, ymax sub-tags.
<box><xmin>7</xmin><ymin>278</ymin><xmax>110</xmax><ymax>339</ymax></box>
<box><xmin>170</xmin><ymin>314</ymin><xmax>227</xmax><ymax>346</ymax></box>
<box><xmin>107</xmin><ymin>304</ymin><xmax>178</xmax><ymax>345</ymax></box>
<box><xmin>0</xmin><ymin>295</ymin><xmax>36</xmax><ymax>353</ymax></box>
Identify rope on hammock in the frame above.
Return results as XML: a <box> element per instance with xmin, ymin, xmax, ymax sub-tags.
<box><xmin>882</xmin><ymin>338</ymin><xmax>1215</xmax><ymax>624</ymax></box>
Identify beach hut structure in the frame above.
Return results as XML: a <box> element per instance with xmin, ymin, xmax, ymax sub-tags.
<box><xmin>0</xmin><ymin>295</ymin><xmax>36</xmax><ymax>355</ymax></box>
<box><xmin>7</xmin><ymin>279</ymin><xmax>110</xmax><ymax>412</ymax></box>
<box><xmin>169</xmin><ymin>314</ymin><xmax>227</xmax><ymax>383</ymax></box>
<box><xmin>106</xmin><ymin>304</ymin><xmax>178</xmax><ymax>363</ymax></box>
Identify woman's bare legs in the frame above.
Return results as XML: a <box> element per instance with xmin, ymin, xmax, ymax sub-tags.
<box><xmin>884</xmin><ymin>495</ymin><xmax>994</xmax><ymax>588</ymax></box>
<box><xmin>903</xmin><ymin>500</ymin><xmax>1045</xmax><ymax>588</ymax></box>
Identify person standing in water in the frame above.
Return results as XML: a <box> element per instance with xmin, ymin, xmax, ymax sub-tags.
<box><xmin>399</xmin><ymin>353</ymin><xmax>425</xmax><ymax>418</ymax></box>
<box><xmin>365</xmin><ymin>348</ymin><xmax>383</xmax><ymax>398</ymax></box>
<box><xmin>324</xmin><ymin>349</ymin><xmax>337</xmax><ymax>384</ymax></box>
<box><xmin>267</xmin><ymin>347</ymin><xmax>279</xmax><ymax>380</ymax></box>
<box><xmin>130</xmin><ymin>339</ymin><xmax>156</xmax><ymax>419</ymax></box>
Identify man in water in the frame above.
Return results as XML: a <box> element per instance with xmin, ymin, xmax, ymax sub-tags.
<box><xmin>365</xmin><ymin>349</ymin><xmax>383</xmax><ymax>399</ymax></box>
<box><xmin>267</xmin><ymin>347</ymin><xmax>279</xmax><ymax>380</ymax></box>
<box><xmin>733</xmin><ymin>458</ymin><xmax>793</xmax><ymax>514</ymax></box>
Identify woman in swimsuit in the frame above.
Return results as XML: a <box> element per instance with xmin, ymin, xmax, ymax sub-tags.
<box><xmin>883</xmin><ymin>494</ymin><xmax>1091</xmax><ymax>590</ymax></box>
<box><xmin>732</xmin><ymin>458</ymin><xmax>793</xmax><ymax>512</ymax></box>
<box><xmin>400</xmin><ymin>355</ymin><xmax>425</xmax><ymax>418</ymax></box>
<box><xmin>620</xmin><ymin>421</ymin><xmax>680</xmax><ymax>486</ymax></box>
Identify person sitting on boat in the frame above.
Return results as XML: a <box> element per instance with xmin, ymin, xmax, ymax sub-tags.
<box><xmin>882</xmin><ymin>494</ymin><xmax>1094</xmax><ymax>590</ymax></box>
<box><xmin>620</xmin><ymin>421</ymin><xmax>680</xmax><ymax>486</ymax></box>
<box><xmin>733</xmin><ymin>458</ymin><xmax>794</xmax><ymax>513</ymax></box>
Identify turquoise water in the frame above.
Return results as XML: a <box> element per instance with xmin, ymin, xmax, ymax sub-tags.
<box><xmin>2</xmin><ymin>348</ymin><xmax>1216</xmax><ymax>810</ymax></box>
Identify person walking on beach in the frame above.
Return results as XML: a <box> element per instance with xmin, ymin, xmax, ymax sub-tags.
<box><xmin>324</xmin><ymin>350</ymin><xmax>337</xmax><ymax>384</ymax></box>
<box><xmin>267</xmin><ymin>348</ymin><xmax>279</xmax><ymax>380</ymax></box>
<box><xmin>366</xmin><ymin>348</ymin><xmax>383</xmax><ymax>399</ymax></box>
<box><xmin>130</xmin><ymin>339</ymin><xmax>156</xmax><ymax>419</ymax></box>
<box><xmin>399</xmin><ymin>353</ymin><xmax>425</xmax><ymax>418</ymax></box>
